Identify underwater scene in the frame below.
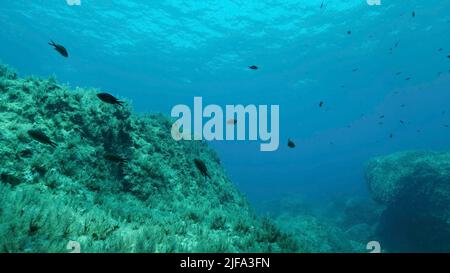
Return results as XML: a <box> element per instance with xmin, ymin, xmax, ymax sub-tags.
<box><xmin>0</xmin><ymin>0</ymin><xmax>449</xmax><ymax>253</ymax></box>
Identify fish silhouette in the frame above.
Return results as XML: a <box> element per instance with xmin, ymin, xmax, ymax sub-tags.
<box><xmin>28</xmin><ymin>130</ymin><xmax>57</xmax><ymax>148</ymax></box>
<box><xmin>104</xmin><ymin>153</ymin><xmax>127</xmax><ymax>164</ymax></box>
<box><xmin>97</xmin><ymin>93</ymin><xmax>124</xmax><ymax>106</ymax></box>
<box><xmin>287</xmin><ymin>139</ymin><xmax>296</xmax><ymax>148</ymax></box>
<box><xmin>48</xmin><ymin>40</ymin><xmax>68</xmax><ymax>57</ymax></box>
<box><xmin>194</xmin><ymin>158</ymin><xmax>211</xmax><ymax>179</ymax></box>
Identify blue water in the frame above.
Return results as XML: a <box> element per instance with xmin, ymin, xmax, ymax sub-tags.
<box><xmin>1</xmin><ymin>0</ymin><xmax>449</xmax><ymax>206</ymax></box>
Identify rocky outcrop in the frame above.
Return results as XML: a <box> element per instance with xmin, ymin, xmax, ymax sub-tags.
<box><xmin>0</xmin><ymin>63</ymin><xmax>298</xmax><ymax>253</ymax></box>
<box><xmin>366</xmin><ymin>151</ymin><xmax>450</xmax><ymax>252</ymax></box>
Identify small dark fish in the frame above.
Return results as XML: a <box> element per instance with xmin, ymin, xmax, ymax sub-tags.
<box><xmin>249</xmin><ymin>65</ymin><xmax>258</xmax><ymax>70</ymax></box>
<box><xmin>104</xmin><ymin>153</ymin><xmax>127</xmax><ymax>164</ymax></box>
<box><xmin>412</xmin><ymin>11</ymin><xmax>415</xmax><ymax>17</ymax></box>
<box><xmin>48</xmin><ymin>40</ymin><xmax>68</xmax><ymax>58</ymax></box>
<box><xmin>352</xmin><ymin>68</ymin><xmax>359</xmax><ymax>72</ymax></box>
<box><xmin>389</xmin><ymin>134</ymin><xmax>393</xmax><ymax>138</ymax></box>
<box><xmin>401</xmin><ymin>104</ymin><xmax>406</xmax><ymax>107</ymax></box>
<box><xmin>396</xmin><ymin>72</ymin><xmax>402</xmax><ymax>76</ymax></box>
<box><xmin>287</xmin><ymin>139</ymin><xmax>296</xmax><ymax>148</ymax></box>
<box><xmin>444</xmin><ymin>124</ymin><xmax>449</xmax><ymax>128</ymax></box>
<box><xmin>405</xmin><ymin>77</ymin><xmax>411</xmax><ymax>81</ymax></box>
<box><xmin>97</xmin><ymin>93</ymin><xmax>124</xmax><ymax>106</ymax></box>
<box><xmin>447</xmin><ymin>55</ymin><xmax>450</xmax><ymax>58</ymax></box>
<box><xmin>28</xmin><ymin>130</ymin><xmax>57</xmax><ymax>148</ymax></box>
<box><xmin>438</xmin><ymin>48</ymin><xmax>443</xmax><ymax>52</ymax></box>
<box><xmin>379</xmin><ymin>115</ymin><xmax>385</xmax><ymax>119</ymax></box>
<box><xmin>395</xmin><ymin>42</ymin><xmax>399</xmax><ymax>48</ymax></box>
<box><xmin>319</xmin><ymin>101</ymin><xmax>324</xmax><ymax>108</ymax></box>
<box><xmin>227</xmin><ymin>118</ymin><xmax>237</xmax><ymax>125</ymax></box>
<box><xmin>194</xmin><ymin>158</ymin><xmax>211</xmax><ymax>179</ymax></box>
<box><xmin>320</xmin><ymin>1</ymin><xmax>324</xmax><ymax>9</ymax></box>
<box><xmin>347</xmin><ymin>30</ymin><xmax>352</xmax><ymax>35</ymax></box>
<box><xmin>400</xmin><ymin>120</ymin><xmax>405</xmax><ymax>124</ymax></box>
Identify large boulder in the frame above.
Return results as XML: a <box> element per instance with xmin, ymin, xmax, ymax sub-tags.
<box><xmin>365</xmin><ymin>151</ymin><xmax>450</xmax><ymax>252</ymax></box>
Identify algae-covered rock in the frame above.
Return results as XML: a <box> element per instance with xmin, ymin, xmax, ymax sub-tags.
<box><xmin>0</xmin><ymin>63</ymin><xmax>298</xmax><ymax>253</ymax></box>
<box><xmin>274</xmin><ymin>214</ymin><xmax>366</xmax><ymax>253</ymax></box>
<box><xmin>366</xmin><ymin>151</ymin><xmax>450</xmax><ymax>204</ymax></box>
<box><xmin>257</xmin><ymin>195</ymin><xmax>372</xmax><ymax>252</ymax></box>
<box><xmin>365</xmin><ymin>151</ymin><xmax>450</xmax><ymax>252</ymax></box>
